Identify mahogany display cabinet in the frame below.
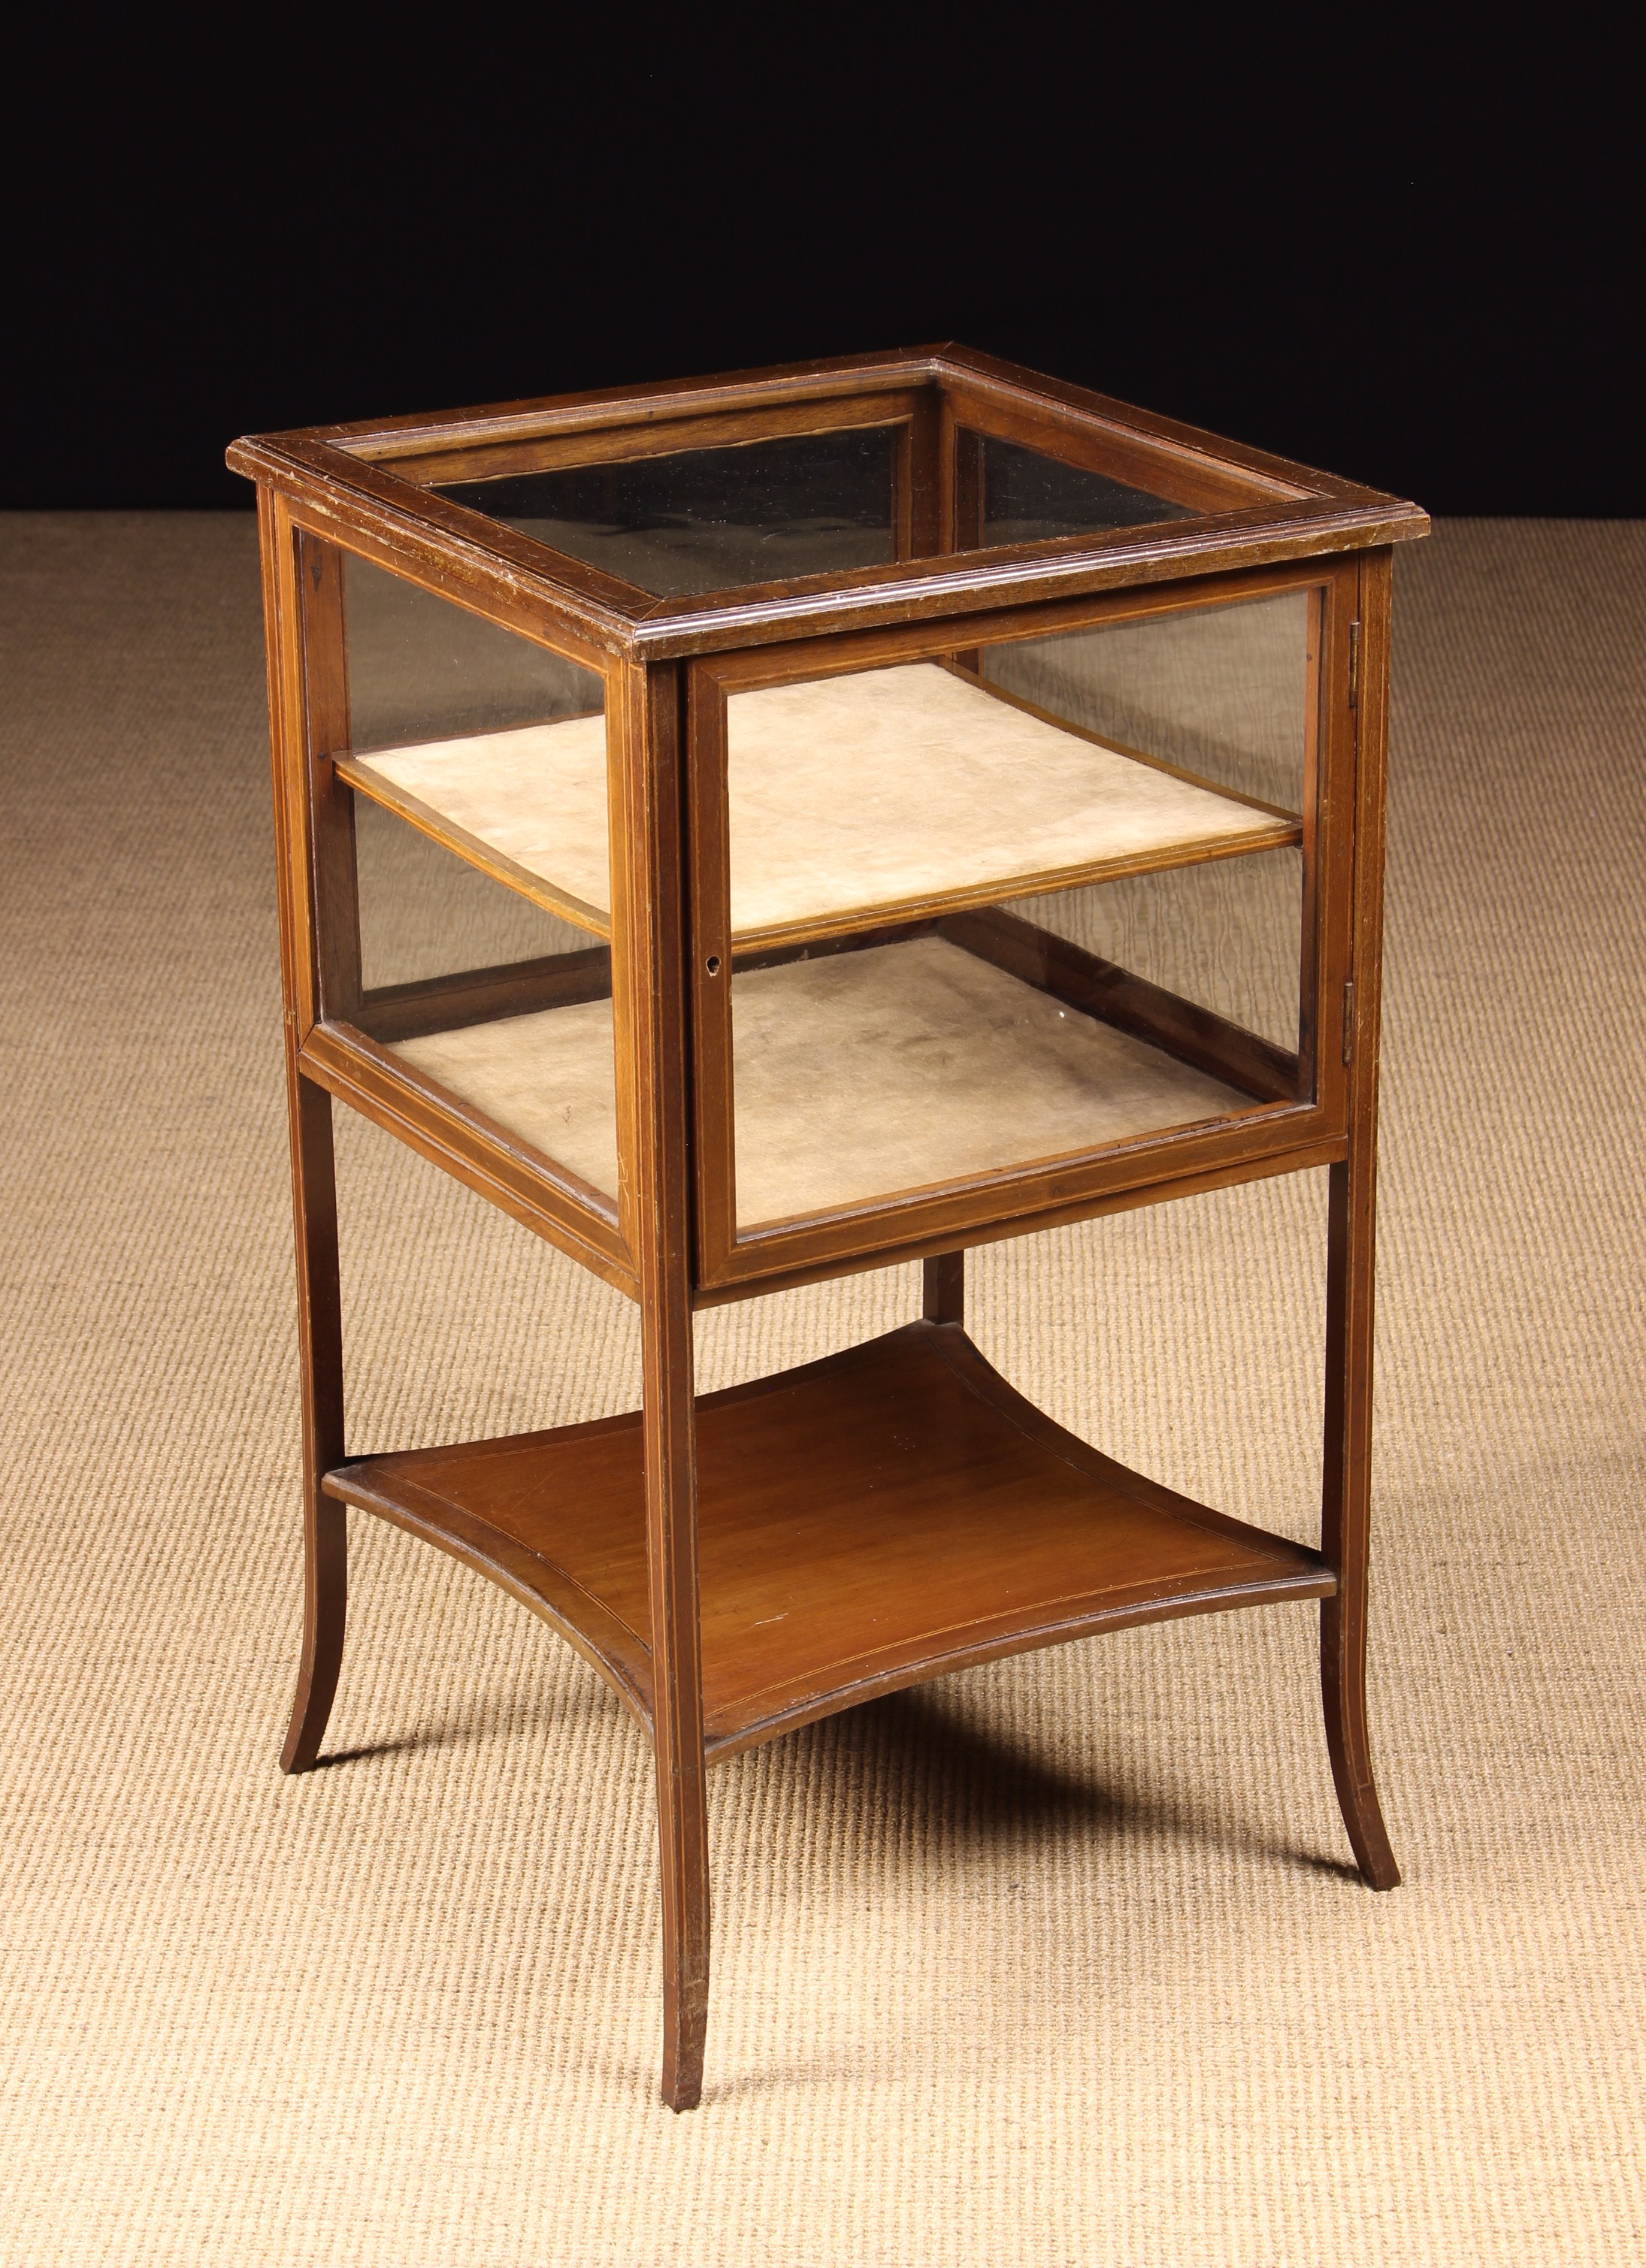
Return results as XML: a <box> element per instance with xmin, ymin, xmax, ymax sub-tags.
<box><xmin>228</xmin><ymin>346</ymin><xmax>1428</xmax><ymax>2109</ymax></box>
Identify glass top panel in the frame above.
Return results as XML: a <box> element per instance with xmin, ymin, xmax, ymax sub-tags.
<box><xmin>978</xmin><ymin>436</ymin><xmax>1195</xmax><ymax>545</ymax></box>
<box><xmin>434</xmin><ymin>428</ymin><xmax>897</xmax><ymax>599</ymax></box>
<box><xmin>428</xmin><ymin>414</ymin><xmax>1206</xmax><ymax>602</ymax></box>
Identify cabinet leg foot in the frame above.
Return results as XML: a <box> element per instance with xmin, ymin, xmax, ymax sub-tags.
<box><xmin>280</xmin><ymin>1072</ymin><xmax>347</xmax><ymax>1777</ymax></box>
<box><xmin>280</xmin><ymin>1496</ymin><xmax>347</xmax><ymax>1774</ymax></box>
<box><xmin>658</xmin><ymin>1952</ymin><xmax>709</xmax><ymax>2113</ymax></box>
<box><xmin>1320</xmin><ymin>1595</ymin><xmax>1399</xmax><ymax>1889</ymax></box>
<box><xmin>652</xmin><ymin>1727</ymin><xmax>710</xmax><ymax>2112</ymax></box>
<box><xmin>1321</xmin><ymin>1112</ymin><xmax>1399</xmax><ymax>1892</ymax></box>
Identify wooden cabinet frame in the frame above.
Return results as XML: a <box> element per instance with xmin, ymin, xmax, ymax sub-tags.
<box><xmin>231</xmin><ymin>349</ymin><xmax>1425</xmax><ymax>2112</ymax></box>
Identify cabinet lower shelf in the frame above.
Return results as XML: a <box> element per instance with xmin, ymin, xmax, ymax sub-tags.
<box><xmin>386</xmin><ymin>932</ymin><xmax>1258</xmax><ymax>1226</ymax></box>
<box><xmin>325</xmin><ymin>1321</ymin><xmax>1333</xmax><ymax>1761</ymax></box>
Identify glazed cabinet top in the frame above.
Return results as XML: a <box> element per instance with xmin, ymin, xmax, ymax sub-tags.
<box><xmin>232</xmin><ymin>349</ymin><xmax>1424</xmax><ymax>1302</ymax></box>
<box><xmin>228</xmin><ymin>344</ymin><xmax>1427</xmax><ymax>661</ymax></box>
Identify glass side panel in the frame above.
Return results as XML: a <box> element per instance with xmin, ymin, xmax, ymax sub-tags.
<box><xmin>982</xmin><ymin>591</ymin><xmax>1311</xmax><ymax>1051</ymax></box>
<box><xmin>720</xmin><ymin>591</ymin><xmax>1314</xmax><ymax>1230</ymax></box>
<box><xmin>434</xmin><ymin>428</ymin><xmax>897</xmax><ymax>600</ymax></box>
<box><xmin>344</xmin><ymin>552</ymin><xmax>600</xmax><ymax>748</ymax></box>
<box><xmin>979</xmin><ymin>435</ymin><xmax>1196</xmax><ymax>543</ymax></box>
<box><xmin>354</xmin><ymin>811</ymin><xmax>585</xmax><ymax>993</ymax></box>
<box><xmin>337</xmin><ymin>552</ymin><xmax>619</xmax><ymax>1205</ymax></box>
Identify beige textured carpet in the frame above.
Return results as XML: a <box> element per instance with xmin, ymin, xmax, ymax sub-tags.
<box><xmin>2</xmin><ymin>515</ymin><xmax>1643</xmax><ymax>2266</ymax></box>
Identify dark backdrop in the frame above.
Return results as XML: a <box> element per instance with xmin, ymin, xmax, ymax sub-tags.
<box><xmin>6</xmin><ymin>22</ymin><xmax>1638</xmax><ymax>514</ymax></box>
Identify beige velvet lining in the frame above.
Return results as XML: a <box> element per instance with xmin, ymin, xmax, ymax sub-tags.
<box><xmin>725</xmin><ymin>665</ymin><xmax>1290</xmax><ymax>942</ymax></box>
<box><xmin>393</xmin><ymin>991</ymin><xmax>622</xmax><ymax>1203</ymax></box>
<box><xmin>391</xmin><ymin>936</ymin><xmax>1245</xmax><ymax>1226</ymax></box>
<box><xmin>347</xmin><ymin>713</ymin><xmax>613</xmax><ymax>934</ymax></box>
<box><xmin>350</xmin><ymin>664</ymin><xmax>1292</xmax><ymax>951</ymax></box>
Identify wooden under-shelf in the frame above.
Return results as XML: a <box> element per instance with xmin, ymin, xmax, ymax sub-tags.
<box><xmin>324</xmin><ymin>1321</ymin><xmax>1332</xmax><ymax>1760</ymax></box>
<box><xmin>339</xmin><ymin>660</ymin><xmax>1300</xmax><ymax>954</ymax></box>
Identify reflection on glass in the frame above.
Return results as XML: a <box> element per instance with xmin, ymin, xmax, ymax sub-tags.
<box><xmin>435</xmin><ymin>428</ymin><xmax>897</xmax><ymax>599</ymax></box>
<box><xmin>722</xmin><ymin>594</ymin><xmax>1312</xmax><ymax>1229</ymax></box>
<box><xmin>343</xmin><ymin>552</ymin><xmax>600</xmax><ymax>749</ymax></box>
<box><xmin>979</xmin><ymin>436</ymin><xmax>1195</xmax><ymax>544</ymax></box>
<box><xmin>985</xmin><ymin>591</ymin><xmax>1309</xmax><ymax>1048</ymax></box>
<box><xmin>336</xmin><ymin>553</ymin><xmax>619</xmax><ymax>1202</ymax></box>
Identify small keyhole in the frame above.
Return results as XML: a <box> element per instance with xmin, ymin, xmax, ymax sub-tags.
<box><xmin>705</xmin><ymin>954</ymin><xmax>722</xmax><ymax>976</ymax></box>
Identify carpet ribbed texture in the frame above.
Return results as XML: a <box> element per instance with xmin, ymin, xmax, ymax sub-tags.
<box><xmin>2</xmin><ymin>516</ymin><xmax>1642</xmax><ymax>2266</ymax></box>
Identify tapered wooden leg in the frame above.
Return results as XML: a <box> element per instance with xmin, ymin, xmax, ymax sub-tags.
<box><xmin>643</xmin><ymin>1278</ymin><xmax>710</xmax><ymax>2110</ymax></box>
<box><xmin>922</xmin><ymin>1249</ymin><xmax>964</xmax><ymax>1325</ymax></box>
<box><xmin>624</xmin><ymin>657</ymin><xmax>710</xmax><ymax>2109</ymax></box>
<box><xmin>279</xmin><ymin>1067</ymin><xmax>348</xmax><ymax>1775</ymax></box>
<box><xmin>1320</xmin><ymin>1152</ymin><xmax>1399</xmax><ymax>1888</ymax></box>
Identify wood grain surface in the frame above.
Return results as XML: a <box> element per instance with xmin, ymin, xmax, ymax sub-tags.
<box><xmin>324</xmin><ymin>1323</ymin><xmax>1333</xmax><ymax>1761</ymax></box>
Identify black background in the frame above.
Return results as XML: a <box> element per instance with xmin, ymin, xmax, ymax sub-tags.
<box><xmin>5</xmin><ymin>20</ymin><xmax>1638</xmax><ymax>514</ymax></box>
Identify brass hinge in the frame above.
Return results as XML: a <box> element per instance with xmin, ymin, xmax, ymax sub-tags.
<box><xmin>1342</xmin><ymin>980</ymin><xmax>1356</xmax><ymax>1065</ymax></box>
<box><xmin>1348</xmin><ymin>618</ymin><xmax>1360</xmax><ymax>709</ymax></box>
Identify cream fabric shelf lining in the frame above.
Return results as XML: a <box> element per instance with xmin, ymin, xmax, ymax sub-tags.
<box><xmin>392</xmin><ymin>935</ymin><xmax>1248</xmax><ymax>1227</ymax></box>
<box><xmin>346</xmin><ymin>661</ymin><xmax>1300</xmax><ymax>954</ymax></box>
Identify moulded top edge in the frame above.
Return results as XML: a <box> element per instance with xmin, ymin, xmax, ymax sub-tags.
<box><xmin>226</xmin><ymin>345</ymin><xmax>1408</xmax><ymax>519</ymax></box>
<box><xmin>930</xmin><ymin>349</ymin><xmax>1391</xmax><ymax>509</ymax></box>
<box><xmin>225</xmin><ymin>424</ymin><xmax>1427</xmax><ymax>663</ymax></box>
<box><xmin>623</xmin><ymin>498</ymin><xmax>1433</xmax><ymax>657</ymax></box>
<box><xmin>225</xmin><ymin>431</ymin><xmax>655</xmax><ymax>655</ymax></box>
<box><xmin>307</xmin><ymin>348</ymin><xmax>956</xmax><ymax>458</ymax></box>
<box><xmin>225</xmin><ymin>361</ymin><xmax>1428</xmax><ymax>661</ymax></box>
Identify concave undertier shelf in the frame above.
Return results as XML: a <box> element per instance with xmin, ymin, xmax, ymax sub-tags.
<box><xmin>389</xmin><ymin>934</ymin><xmax>1253</xmax><ymax>1223</ymax></box>
<box><xmin>324</xmin><ymin>1322</ymin><xmax>1333</xmax><ymax>1759</ymax></box>
<box><xmin>338</xmin><ymin>661</ymin><xmax>1300</xmax><ymax>951</ymax></box>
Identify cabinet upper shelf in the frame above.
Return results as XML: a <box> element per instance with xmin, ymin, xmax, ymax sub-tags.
<box><xmin>337</xmin><ymin>660</ymin><xmax>1301</xmax><ymax>954</ymax></box>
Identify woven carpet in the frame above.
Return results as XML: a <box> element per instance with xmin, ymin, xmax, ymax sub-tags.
<box><xmin>2</xmin><ymin>516</ymin><xmax>1642</xmax><ymax>2266</ymax></box>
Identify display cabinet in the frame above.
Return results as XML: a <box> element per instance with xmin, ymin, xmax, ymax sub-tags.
<box><xmin>228</xmin><ymin>347</ymin><xmax>1428</xmax><ymax>2109</ymax></box>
